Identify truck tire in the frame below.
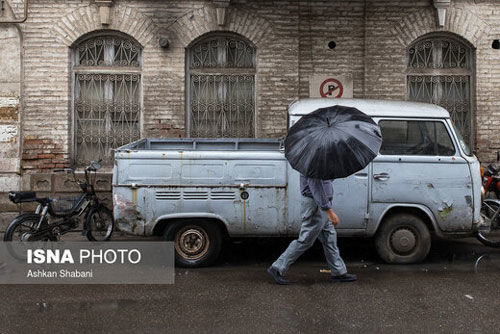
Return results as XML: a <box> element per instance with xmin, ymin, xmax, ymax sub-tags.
<box><xmin>163</xmin><ymin>220</ymin><xmax>222</xmax><ymax>268</ymax></box>
<box><xmin>375</xmin><ymin>213</ymin><xmax>431</xmax><ymax>264</ymax></box>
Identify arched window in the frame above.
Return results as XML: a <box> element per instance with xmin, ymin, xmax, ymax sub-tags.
<box><xmin>72</xmin><ymin>32</ymin><xmax>142</xmax><ymax>165</ymax></box>
<box><xmin>407</xmin><ymin>34</ymin><xmax>475</xmax><ymax>147</ymax></box>
<box><xmin>187</xmin><ymin>33</ymin><xmax>256</xmax><ymax>138</ymax></box>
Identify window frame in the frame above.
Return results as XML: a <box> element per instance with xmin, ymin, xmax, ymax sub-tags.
<box><xmin>71</xmin><ymin>31</ymin><xmax>143</xmax><ymax>166</ymax></box>
<box><xmin>185</xmin><ymin>32</ymin><xmax>257</xmax><ymax>138</ymax></box>
<box><xmin>406</xmin><ymin>33</ymin><xmax>476</xmax><ymax>150</ymax></box>
<box><xmin>376</xmin><ymin>118</ymin><xmax>459</xmax><ymax>157</ymax></box>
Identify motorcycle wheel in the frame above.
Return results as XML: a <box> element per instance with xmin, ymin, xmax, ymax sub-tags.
<box><xmin>85</xmin><ymin>206</ymin><xmax>114</xmax><ymax>241</ymax></box>
<box><xmin>3</xmin><ymin>214</ymin><xmax>56</xmax><ymax>260</ymax></box>
<box><xmin>3</xmin><ymin>214</ymin><xmax>55</xmax><ymax>242</ymax></box>
<box><xmin>477</xmin><ymin>200</ymin><xmax>500</xmax><ymax>248</ymax></box>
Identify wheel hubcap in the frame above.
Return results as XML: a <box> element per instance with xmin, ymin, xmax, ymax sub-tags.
<box><xmin>390</xmin><ymin>228</ymin><xmax>417</xmax><ymax>254</ymax></box>
<box><xmin>175</xmin><ymin>226</ymin><xmax>209</xmax><ymax>260</ymax></box>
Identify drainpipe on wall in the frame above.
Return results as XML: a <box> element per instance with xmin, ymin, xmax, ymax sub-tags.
<box><xmin>0</xmin><ymin>0</ymin><xmax>28</xmax><ymax>24</ymax></box>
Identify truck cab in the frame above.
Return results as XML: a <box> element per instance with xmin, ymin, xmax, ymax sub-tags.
<box><xmin>289</xmin><ymin>98</ymin><xmax>482</xmax><ymax>264</ymax></box>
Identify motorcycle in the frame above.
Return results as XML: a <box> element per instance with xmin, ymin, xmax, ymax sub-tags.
<box><xmin>482</xmin><ymin>162</ymin><xmax>500</xmax><ymax>199</ymax></box>
<box><xmin>478</xmin><ymin>198</ymin><xmax>500</xmax><ymax>247</ymax></box>
<box><xmin>476</xmin><ymin>153</ymin><xmax>500</xmax><ymax>247</ymax></box>
<box><xmin>3</xmin><ymin>161</ymin><xmax>114</xmax><ymax>242</ymax></box>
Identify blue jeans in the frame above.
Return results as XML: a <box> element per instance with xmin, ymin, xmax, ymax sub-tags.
<box><xmin>272</xmin><ymin>196</ymin><xmax>347</xmax><ymax>276</ymax></box>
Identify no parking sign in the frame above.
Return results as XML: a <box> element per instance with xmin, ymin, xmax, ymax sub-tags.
<box><xmin>309</xmin><ymin>75</ymin><xmax>353</xmax><ymax>98</ymax></box>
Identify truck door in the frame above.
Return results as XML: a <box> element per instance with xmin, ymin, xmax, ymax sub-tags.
<box><xmin>371</xmin><ymin>119</ymin><xmax>473</xmax><ymax>231</ymax></box>
<box><xmin>331</xmin><ymin>166</ymin><xmax>370</xmax><ymax>231</ymax></box>
<box><xmin>286</xmin><ymin>166</ymin><xmax>370</xmax><ymax>234</ymax></box>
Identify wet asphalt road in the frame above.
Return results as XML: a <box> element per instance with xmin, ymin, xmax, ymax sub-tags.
<box><xmin>1</xmin><ymin>234</ymin><xmax>500</xmax><ymax>334</ymax></box>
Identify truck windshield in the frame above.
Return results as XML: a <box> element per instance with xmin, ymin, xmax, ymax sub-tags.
<box><xmin>451</xmin><ymin>122</ymin><xmax>472</xmax><ymax>156</ymax></box>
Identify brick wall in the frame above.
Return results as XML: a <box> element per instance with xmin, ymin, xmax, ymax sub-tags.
<box><xmin>376</xmin><ymin>0</ymin><xmax>497</xmax><ymax>163</ymax></box>
<box><xmin>0</xmin><ymin>22</ymin><xmax>22</xmax><ymax>229</ymax></box>
<box><xmin>0</xmin><ymin>0</ymin><xmax>499</xmax><ymax>227</ymax></box>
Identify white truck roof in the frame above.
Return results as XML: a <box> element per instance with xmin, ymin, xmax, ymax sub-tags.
<box><xmin>288</xmin><ymin>98</ymin><xmax>450</xmax><ymax>118</ymax></box>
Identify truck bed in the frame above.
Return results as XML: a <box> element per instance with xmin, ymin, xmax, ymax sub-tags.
<box><xmin>116</xmin><ymin>138</ymin><xmax>284</xmax><ymax>152</ymax></box>
<box><xmin>112</xmin><ymin>137</ymin><xmax>294</xmax><ymax>237</ymax></box>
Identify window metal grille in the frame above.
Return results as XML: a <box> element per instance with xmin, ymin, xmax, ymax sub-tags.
<box><xmin>76</xmin><ymin>36</ymin><xmax>141</xmax><ymax>67</ymax></box>
<box><xmin>408</xmin><ymin>39</ymin><xmax>470</xmax><ymax>69</ymax></box>
<box><xmin>187</xmin><ymin>35</ymin><xmax>256</xmax><ymax>138</ymax></box>
<box><xmin>407</xmin><ymin>35</ymin><xmax>474</xmax><ymax>147</ymax></box>
<box><xmin>190</xmin><ymin>37</ymin><xmax>255</xmax><ymax>69</ymax></box>
<box><xmin>73</xmin><ymin>34</ymin><xmax>142</xmax><ymax>165</ymax></box>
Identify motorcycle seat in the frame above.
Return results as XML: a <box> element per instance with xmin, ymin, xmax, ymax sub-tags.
<box><xmin>8</xmin><ymin>191</ymin><xmax>38</xmax><ymax>203</ymax></box>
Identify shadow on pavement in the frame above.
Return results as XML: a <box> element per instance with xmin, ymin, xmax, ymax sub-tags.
<box><xmin>218</xmin><ymin>236</ymin><xmax>500</xmax><ymax>273</ymax></box>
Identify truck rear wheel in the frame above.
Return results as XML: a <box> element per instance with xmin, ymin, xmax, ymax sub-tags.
<box><xmin>163</xmin><ymin>220</ymin><xmax>222</xmax><ymax>267</ymax></box>
<box><xmin>375</xmin><ymin>213</ymin><xmax>431</xmax><ymax>264</ymax></box>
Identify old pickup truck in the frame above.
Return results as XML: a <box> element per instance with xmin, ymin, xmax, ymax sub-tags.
<box><xmin>113</xmin><ymin>98</ymin><xmax>483</xmax><ymax>267</ymax></box>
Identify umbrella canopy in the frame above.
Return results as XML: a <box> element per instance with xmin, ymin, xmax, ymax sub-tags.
<box><xmin>285</xmin><ymin>105</ymin><xmax>382</xmax><ymax>180</ymax></box>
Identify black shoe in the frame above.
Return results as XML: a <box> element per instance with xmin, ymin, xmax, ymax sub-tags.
<box><xmin>267</xmin><ymin>266</ymin><xmax>290</xmax><ymax>285</ymax></box>
<box><xmin>331</xmin><ymin>273</ymin><xmax>357</xmax><ymax>283</ymax></box>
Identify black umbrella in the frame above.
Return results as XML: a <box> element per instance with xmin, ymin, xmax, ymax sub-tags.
<box><xmin>285</xmin><ymin>105</ymin><xmax>382</xmax><ymax>180</ymax></box>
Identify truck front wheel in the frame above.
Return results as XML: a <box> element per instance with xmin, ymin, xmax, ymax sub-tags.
<box><xmin>163</xmin><ymin>220</ymin><xmax>222</xmax><ymax>267</ymax></box>
<box><xmin>375</xmin><ymin>213</ymin><xmax>431</xmax><ymax>264</ymax></box>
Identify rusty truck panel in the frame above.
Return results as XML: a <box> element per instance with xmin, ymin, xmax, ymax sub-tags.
<box><xmin>113</xmin><ymin>139</ymin><xmax>290</xmax><ymax>236</ymax></box>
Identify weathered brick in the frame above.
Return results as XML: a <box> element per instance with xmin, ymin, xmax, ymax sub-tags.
<box><xmin>0</xmin><ymin>0</ymin><xmax>497</xmax><ymax>217</ymax></box>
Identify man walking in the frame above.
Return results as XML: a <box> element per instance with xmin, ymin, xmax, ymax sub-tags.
<box><xmin>267</xmin><ymin>174</ymin><xmax>357</xmax><ymax>285</ymax></box>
